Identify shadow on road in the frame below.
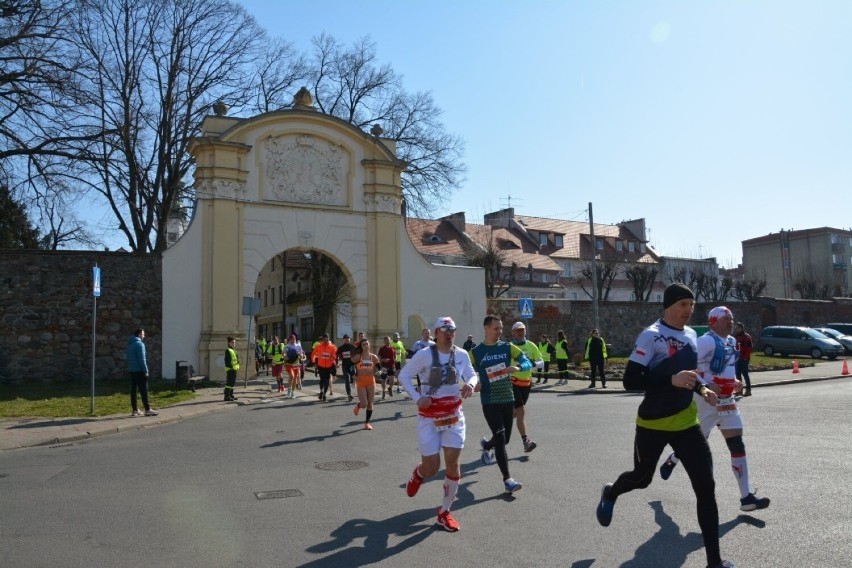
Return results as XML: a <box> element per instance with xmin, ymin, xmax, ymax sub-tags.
<box><xmin>616</xmin><ymin>500</ymin><xmax>766</xmax><ymax>568</ymax></box>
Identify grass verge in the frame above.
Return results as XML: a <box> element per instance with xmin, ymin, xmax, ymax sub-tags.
<box><xmin>0</xmin><ymin>380</ymin><xmax>196</xmax><ymax>419</ymax></box>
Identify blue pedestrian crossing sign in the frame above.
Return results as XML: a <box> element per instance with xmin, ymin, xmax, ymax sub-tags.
<box><xmin>92</xmin><ymin>266</ymin><xmax>101</xmax><ymax>298</ymax></box>
<box><xmin>519</xmin><ymin>298</ymin><xmax>533</xmax><ymax>319</ymax></box>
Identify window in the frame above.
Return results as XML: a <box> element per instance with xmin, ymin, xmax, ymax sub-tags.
<box><xmin>271</xmin><ymin>288</ymin><xmax>275</xmax><ymax>305</ymax></box>
<box><xmin>264</xmin><ymin>289</ymin><xmax>268</xmax><ymax>307</ymax></box>
<box><xmin>555</xmin><ymin>234</ymin><xmax>563</xmax><ymax>247</ymax></box>
<box><xmin>563</xmin><ymin>262</ymin><xmax>572</xmax><ymax>277</ymax></box>
<box><xmin>539</xmin><ymin>233</ymin><xmax>548</xmax><ymax>246</ymax></box>
<box><xmin>616</xmin><ymin>240</ymin><xmax>623</xmax><ymax>251</ymax></box>
<box><xmin>279</xmin><ymin>285</ymin><xmax>283</xmax><ymax>303</ymax></box>
<box><xmin>596</xmin><ymin>238</ymin><xmax>604</xmax><ymax>251</ymax></box>
<box><xmin>640</xmin><ymin>243</ymin><xmax>646</xmax><ymax>253</ymax></box>
<box><xmin>518</xmin><ymin>272</ymin><xmax>530</xmax><ymax>281</ymax></box>
<box><xmin>570</xmin><ymin>292</ymin><xmax>578</xmax><ymax>300</ymax></box>
<box><xmin>628</xmin><ymin>241</ymin><xmax>636</xmax><ymax>252</ymax></box>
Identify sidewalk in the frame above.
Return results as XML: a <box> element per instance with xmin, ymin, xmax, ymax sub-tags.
<box><xmin>2</xmin><ymin>360</ymin><xmax>849</xmax><ymax>452</ymax></box>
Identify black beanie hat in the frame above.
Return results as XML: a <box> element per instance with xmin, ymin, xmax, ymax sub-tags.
<box><xmin>663</xmin><ymin>283</ymin><xmax>694</xmax><ymax>309</ymax></box>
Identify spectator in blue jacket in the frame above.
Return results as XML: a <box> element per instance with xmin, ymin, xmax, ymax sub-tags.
<box><xmin>126</xmin><ymin>328</ymin><xmax>157</xmax><ymax>417</ymax></box>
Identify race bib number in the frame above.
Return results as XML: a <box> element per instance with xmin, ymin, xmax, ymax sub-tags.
<box><xmin>433</xmin><ymin>413</ymin><xmax>460</xmax><ymax>432</ymax></box>
<box><xmin>716</xmin><ymin>395</ymin><xmax>737</xmax><ymax>416</ymax></box>
<box><xmin>485</xmin><ymin>362</ymin><xmax>509</xmax><ymax>383</ymax></box>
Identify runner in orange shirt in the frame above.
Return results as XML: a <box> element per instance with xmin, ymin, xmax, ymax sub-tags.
<box><xmin>311</xmin><ymin>333</ymin><xmax>337</xmax><ymax>402</ymax></box>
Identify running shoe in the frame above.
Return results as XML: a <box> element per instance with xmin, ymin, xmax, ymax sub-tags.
<box><xmin>596</xmin><ymin>483</ymin><xmax>615</xmax><ymax>527</ymax></box>
<box><xmin>382</xmin><ymin>391</ymin><xmax>386</xmax><ymax>399</ymax></box>
<box><xmin>348</xmin><ymin>395</ymin><xmax>354</xmax><ymax>402</ymax></box>
<box><xmin>480</xmin><ymin>437</ymin><xmax>494</xmax><ymax>465</ymax></box>
<box><xmin>144</xmin><ymin>409</ymin><xmax>158</xmax><ymax>416</ymax></box>
<box><xmin>130</xmin><ymin>410</ymin><xmax>142</xmax><ymax>417</ymax></box>
<box><xmin>660</xmin><ymin>454</ymin><xmax>678</xmax><ymax>480</ymax></box>
<box><xmin>503</xmin><ymin>478</ymin><xmax>522</xmax><ymax>493</ymax></box>
<box><xmin>740</xmin><ymin>493</ymin><xmax>770</xmax><ymax>512</ymax></box>
<box><xmin>353</xmin><ymin>402</ymin><xmax>361</xmax><ymax>416</ymax></box>
<box><xmin>436</xmin><ymin>508</ymin><xmax>460</xmax><ymax>532</ymax></box>
<box><xmin>523</xmin><ymin>439</ymin><xmax>537</xmax><ymax>453</ymax></box>
<box><xmin>708</xmin><ymin>561</ymin><xmax>735</xmax><ymax>568</ymax></box>
<box><xmin>364</xmin><ymin>423</ymin><xmax>373</xmax><ymax>430</ymax></box>
<box><xmin>406</xmin><ymin>467</ymin><xmax>423</xmax><ymax>497</ymax></box>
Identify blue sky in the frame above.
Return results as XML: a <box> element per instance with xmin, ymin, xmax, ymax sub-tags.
<box><xmin>239</xmin><ymin>0</ymin><xmax>852</xmax><ymax>268</ymax></box>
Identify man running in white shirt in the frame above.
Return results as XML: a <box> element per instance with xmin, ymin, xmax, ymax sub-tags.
<box><xmin>399</xmin><ymin>317</ymin><xmax>478</xmax><ymax>532</ymax></box>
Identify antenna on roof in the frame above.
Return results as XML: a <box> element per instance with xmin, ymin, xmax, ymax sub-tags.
<box><xmin>500</xmin><ymin>194</ymin><xmax>523</xmax><ymax>211</ymax></box>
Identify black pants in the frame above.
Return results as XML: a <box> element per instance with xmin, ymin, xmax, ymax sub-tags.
<box><xmin>610</xmin><ymin>425</ymin><xmax>721</xmax><ymax>567</ymax></box>
<box><xmin>482</xmin><ymin>402</ymin><xmax>515</xmax><ymax>480</ymax></box>
<box><xmin>735</xmin><ymin>359</ymin><xmax>751</xmax><ymax>390</ymax></box>
<box><xmin>130</xmin><ymin>371</ymin><xmax>150</xmax><ymax>412</ymax></box>
<box><xmin>557</xmin><ymin>358</ymin><xmax>569</xmax><ymax>380</ymax></box>
<box><xmin>589</xmin><ymin>357</ymin><xmax>606</xmax><ymax>385</ymax></box>
<box><xmin>341</xmin><ymin>365</ymin><xmax>355</xmax><ymax>397</ymax></box>
<box><xmin>225</xmin><ymin>370</ymin><xmax>237</xmax><ymax>399</ymax></box>
<box><xmin>318</xmin><ymin>367</ymin><xmax>333</xmax><ymax>395</ymax></box>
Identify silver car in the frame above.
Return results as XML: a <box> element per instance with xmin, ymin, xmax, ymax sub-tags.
<box><xmin>815</xmin><ymin>327</ymin><xmax>852</xmax><ymax>355</ymax></box>
<box><xmin>757</xmin><ymin>326</ymin><xmax>845</xmax><ymax>360</ymax></box>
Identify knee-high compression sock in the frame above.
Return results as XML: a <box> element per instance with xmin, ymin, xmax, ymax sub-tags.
<box><xmin>365</xmin><ymin>408</ymin><xmax>373</xmax><ymax>424</ymax></box>
<box><xmin>442</xmin><ymin>474</ymin><xmax>460</xmax><ymax>513</ymax></box>
<box><xmin>726</xmin><ymin>435</ymin><xmax>750</xmax><ymax>498</ymax></box>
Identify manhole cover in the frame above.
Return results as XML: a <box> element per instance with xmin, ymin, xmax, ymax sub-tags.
<box><xmin>255</xmin><ymin>489</ymin><xmax>304</xmax><ymax>500</ymax></box>
<box><xmin>315</xmin><ymin>460</ymin><xmax>369</xmax><ymax>471</ymax></box>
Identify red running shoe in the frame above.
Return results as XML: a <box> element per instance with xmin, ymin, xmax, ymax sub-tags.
<box><xmin>436</xmin><ymin>508</ymin><xmax>459</xmax><ymax>532</ymax></box>
<box><xmin>406</xmin><ymin>467</ymin><xmax>423</xmax><ymax>497</ymax></box>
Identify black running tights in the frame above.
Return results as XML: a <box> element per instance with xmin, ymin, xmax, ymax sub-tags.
<box><xmin>482</xmin><ymin>402</ymin><xmax>515</xmax><ymax>480</ymax></box>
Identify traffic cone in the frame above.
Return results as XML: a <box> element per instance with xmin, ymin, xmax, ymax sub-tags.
<box><xmin>842</xmin><ymin>360</ymin><xmax>849</xmax><ymax>376</ymax></box>
<box><xmin>792</xmin><ymin>360</ymin><xmax>800</xmax><ymax>374</ymax></box>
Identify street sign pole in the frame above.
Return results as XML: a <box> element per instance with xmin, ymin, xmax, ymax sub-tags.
<box><xmin>91</xmin><ymin>265</ymin><xmax>101</xmax><ymax>415</ymax></box>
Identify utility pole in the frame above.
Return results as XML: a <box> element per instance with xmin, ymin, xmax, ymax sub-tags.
<box><xmin>589</xmin><ymin>202</ymin><xmax>599</xmax><ymax>330</ymax></box>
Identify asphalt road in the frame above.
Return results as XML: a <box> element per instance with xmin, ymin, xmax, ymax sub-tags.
<box><xmin>1</xmin><ymin>380</ymin><xmax>850</xmax><ymax>568</ymax></box>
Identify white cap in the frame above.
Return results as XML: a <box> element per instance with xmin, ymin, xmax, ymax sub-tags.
<box><xmin>512</xmin><ymin>321</ymin><xmax>526</xmax><ymax>330</ymax></box>
<box><xmin>707</xmin><ymin>306</ymin><xmax>733</xmax><ymax>323</ymax></box>
<box><xmin>434</xmin><ymin>316</ymin><xmax>456</xmax><ymax>331</ymax></box>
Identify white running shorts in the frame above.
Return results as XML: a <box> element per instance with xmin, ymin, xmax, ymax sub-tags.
<box><xmin>417</xmin><ymin>408</ymin><xmax>466</xmax><ymax>456</ymax></box>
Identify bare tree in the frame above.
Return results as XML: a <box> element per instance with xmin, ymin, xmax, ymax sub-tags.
<box><xmin>791</xmin><ymin>261</ymin><xmax>844</xmax><ymax>299</ymax></box>
<box><xmin>462</xmin><ymin>231</ymin><xmax>517</xmax><ymax>298</ymax></box>
<box><xmin>624</xmin><ymin>263</ymin><xmax>658</xmax><ymax>302</ymax></box>
<box><xmin>64</xmin><ymin>0</ymin><xmax>281</xmax><ymax>252</ymax></box>
<box><xmin>304</xmin><ymin>34</ymin><xmax>466</xmax><ymax>218</ymax></box>
<box><xmin>576</xmin><ymin>258</ymin><xmax>619</xmax><ymax>301</ymax></box>
<box><xmin>308</xmin><ymin>252</ymin><xmax>351</xmax><ymax>336</ymax></box>
<box><xmin>731</xmin><ymin>276</ymin><xmax>767</xmax><ymax>301</ymax></box>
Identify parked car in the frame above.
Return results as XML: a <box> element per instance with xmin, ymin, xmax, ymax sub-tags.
<box><xmin>814</xmin><ymin>322</ymin><xmax>852</xmax><ymax>336</ymax></box>
<box><xmin>757</xmin><ymin>326</ymin><xmax>845</xmax><ymax>359</ymax></box>
<box><xmin>815</xmin><ymin>327</ymin><xmax>852</xmax><ymax>355</ymax></box>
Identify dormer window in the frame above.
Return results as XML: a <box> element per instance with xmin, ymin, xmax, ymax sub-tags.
<box><xmin>616</xmin><ymin>240</ymin><xmax>623</xmax><ymax>252</ymax></box>
<box><xmin>539</xmin><ymin>233</ymin><xmax>548</xmax><ymax>246</ymax></box>
<box><xmin>554</xmin><ymin>235</ymin><xmax>563</xmax><ymax>247</ymax></box>
<box><xmin>426</xmin><ymin>234</ymin><xmax>446</xmax><ymax>244</ymax></box>
<box><xmin>628</xmin><ymin>241</ymin><xmax>636</xmax><ymax>252</ymax></box>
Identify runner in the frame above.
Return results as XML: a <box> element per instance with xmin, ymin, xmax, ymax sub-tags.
<box><xmin>378</xmin><ymin>336</ymin><xmax>397</xmax><ymax>399</ymax></box>
<box><xmin>353</xmin><ymin>338</ymin><xmax>380</xmax><ymax>430</ymax></box>
<box><xmin>310</xmin><ymin>333</ymin><xmax>337</xmax><ymax>402</ymax></box>
<box><xmin>406</xmin><ymin>328</ymin><xmax>435</xmax><ymax>392</ymax></box>
<box><xmin>595</xmin><ymin>283</ymin><xmax>734</xmax><ymax>568</ymax></box>
<box><xmin>284</xmin><ymin>334</ymin><xmax>305</xmax><ymax>399</ymax></box>
<box><xmin>659</xmin><ymin>306</ymin><xmax>771</xmax><ymax>513</ymax></box>
<box><xmin>509</xmin><ymin>321</ymin><xmax>543</xmax><ymax>453</ymax></box>
<box><xmin>470</xmin><ymin>315</ymin><xmax>532</xmax><ymax>494</ymax></box>
<box><xmin>336</xmin><ymin>334</ymin><xmax>356</xmax><ymax>402</ymax></box>
<box><xmin>399</xmin><ymin>316</ymin><xmax>478</xmax><ymax>532</ymax></box>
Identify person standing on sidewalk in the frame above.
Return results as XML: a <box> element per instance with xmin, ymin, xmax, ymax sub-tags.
<box><xmin>126</xmin><ymin>328</ymin><xmax>157</xmax><ymax>416</ymax></box>
<box><xmin>509</xmin><ymin>321</ymin><xmax>543</xmax><ymax>453</ymax></box>
<box><xmin>734</xmin><ymin>323</ymin><xmax>753</xmax><ymax>396</ymax></box>
<box><xmin>399</xmin><ymin>316</ymin><xmax>478</xmax><ymax>532</ymax></box>
<box><xmin>391</xmin><ymin>332</ymin><xmax>406</xmax><ymax>394</ymax></box>
<box><xmin>554</xmin><ymin>330</ymin><xmax>570</xmax><ymax>385</ymax></box>
<box><xmin>595</xmin><ymin>283</ymin><xmax>734</xmax><ymax>568</ymax></box>
<box><xmin>471</xmin><ymin>316</ymin><xmax>532</xmax><ymax>494</ymax></box>
<box><xmin>584</xmin><ymin>329</ymin><xmax>608</xmax><ymax>388</ymax></box>
<box><xmin>224</xmin><ymin>336</ymin><xmax>240</xmax><ymax>402</ymax></box>
<box><xmin>659</xmin><ymin>306</ymin><xmax>770</xmax><ymax>513</ymax></box>
<box><xmin>535</xmin><ymin>334</ymin><xmax>554</xmax><ymax>384</ymax></box>
<box><xmin>311</xmin><ymin>333</ymin><xmax>337</xmax><ymax>401</ymax></box>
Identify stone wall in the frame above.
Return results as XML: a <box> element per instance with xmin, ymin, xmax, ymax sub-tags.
<box><xmin>0</xmin><ymin>250</ymin><xmax>162</xmax><ymax>384</ymax></box>
<box><xmin>487</xmin><ymin>297</ymin><xmax>852</xmax><ymax>357</ymax></box>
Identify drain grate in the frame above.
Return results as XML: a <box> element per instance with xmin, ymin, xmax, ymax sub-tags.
<box><xmin>255</xmin><ymin>489</ymin><xmax>304</xmax><ymax>500</ymax></box>
<box><xmin>315</xmin><ymin>460</ymin><xmax>369</xmax><ymax>471</ymax></box>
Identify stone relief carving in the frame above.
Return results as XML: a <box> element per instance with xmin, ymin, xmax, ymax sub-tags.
<box><xmin>196</xmin><ymin>179</ymin><xmax>245</xmax><ymax>199</ymax></box>
<box><xmin>363</xmin><ymin>194</ymin><xmax>402</xmax><ymax>214</ymax></box>
<box><xmin>264</xmin><ymin>135</ymin><xmax>347</xmax><ymax>206</ymax></box>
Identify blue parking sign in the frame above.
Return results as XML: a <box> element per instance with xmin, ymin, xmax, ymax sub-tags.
<box><xmin>93</xmin><ymin>266</ymin><xmax>101</xmax><ymax>298</ymax></box>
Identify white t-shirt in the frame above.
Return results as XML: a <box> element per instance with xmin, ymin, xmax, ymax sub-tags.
<box><xmin>399</xmin><ymin>346</ymin><xmax>477</xmax><ymax>402</ymax></box>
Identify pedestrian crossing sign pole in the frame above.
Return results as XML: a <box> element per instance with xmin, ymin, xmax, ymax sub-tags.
<box><xmin>519</xmin><ymin>298</ymin><xmax>533</xmax><ymax>319</ymax></box>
